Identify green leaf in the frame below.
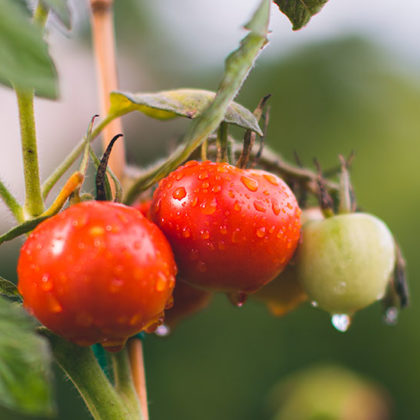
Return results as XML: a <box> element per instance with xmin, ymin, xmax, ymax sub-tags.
<box><xmin>273</xmin><ymin>0</ymin><xmax>329</xmax><ymax>30</ymax></box>
<box><xmin>109</xmin><ymin>89</ymin><xmax>263</xmax><ymax>135</ymax></box>
<box><xmin>124</xmin><ymin>0</ymin><xmax>271</xmax><ymax>203</ymax></box>
<box><xmin>0</xmin><ymin>0</ymin><xmax>58</xmax><ymax>98</ymax></box>
<box><xmin>41</xmin><ymin>0</ymin><xmax>71</xmax><ymax>29</ymax></box>
<box><xmin>0</xmin><ymin>297</ymin><xmax>54</xmax><ymax>415</ymax></box>
<box><xmin>0</xmin><ymin>216</ymin><xmax>49</xmax><ymax>246</ymax></box>
<box><xmin>0</xmin><ymin>277</ymin><xmax>20</xmax><ymax>300</ymax></box>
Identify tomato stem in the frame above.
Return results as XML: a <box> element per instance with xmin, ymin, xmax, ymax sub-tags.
<box><xmin>110</xmin><ymin>348</ymin><xmax>144</xmax><ymax>419</ymax></box>
<box><xmin>128</xmin><ymin>339</ymin><xmax>149</xmax><ymax>420</ymax></box>
<box><xmin>90</xmin><ymin>0</ymin><xmax>126</xmax><ymax>181</ymax></box>
<box><xmin>0</xmin><ymin>179</ymin><xmax>24</xmax><ymax>223</ymax></box>
<box><xmin>44</xmin><ymin>332</ymin><xmax>131</xmax><ymax>420</ymax></box>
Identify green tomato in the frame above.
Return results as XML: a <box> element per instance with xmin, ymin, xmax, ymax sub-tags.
<box><xmin>296</xmin><ymin>213</ymin><xmax>395</xmax><ymax>315</ymax></box>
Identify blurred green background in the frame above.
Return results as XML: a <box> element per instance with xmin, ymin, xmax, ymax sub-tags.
<box><xmin>1</xmin><ymin>0</ymin><xmax>420</xmax><ymax>419</ymax></box>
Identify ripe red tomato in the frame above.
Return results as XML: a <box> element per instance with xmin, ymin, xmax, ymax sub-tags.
<box><xmin>17</xmin><ymin>201</ymin><xmax>176</xmax><ymax>351</ymax></box>
<box><xmin>150</xmin><ymin>160</ymin><xmax>301</xmax><ymax>296</ymax></box>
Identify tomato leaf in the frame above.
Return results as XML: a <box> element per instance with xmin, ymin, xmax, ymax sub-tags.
<box><xmin>109</xmin><ymin>89</ymin><xmax>263</xmax><ymax>136</ymax></box>
<box><xmin>124</xmin><ymin>0</ymin><xmax>271</xmax><ymax>203</ymax></box>
<box><xmin>41</xmin><ymin>0</ymin><xmax>71</xmax><ymax>29</ymax></box>
<box><xmin>0</xmin><ymin>277</ymin><xmax>21</xmax><ymax>300</ymax></box>
<box><xmin>0</xmin><ymin>297</ymin><xmax>54</xmax><ymax>415</ymax></box>
<box><xmin>273</xmin><ymin>0</ymin><xmax>329</xmax><ymax>30</ymax></box>
<box><xmin>0</xmin><ymin>0</ymin><xmax>58</xmax><ymax>98</ymax></box>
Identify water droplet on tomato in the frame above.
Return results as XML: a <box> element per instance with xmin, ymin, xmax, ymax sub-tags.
<box><xmin>47</xmin><ymin>294</ymin><xmax>63</xmax><ymax>313</ymax></box>
<box><xmin>212</xmin><ymin>185</ymin><xmax>222</xmax><ymax>193</ymax></box>
<box><xmin>198</xmin><ymin>172</ymin><xmax>209</xmax><ymax>180</ymax></box>
<box><xmin>191</xmin><ymin>196</ymin><xmax>198</xmax><ymax>207</ymax></box>
<box><xmin>156</xmin><ymin>273</ymin><xmax>168</xmax><ymax>291</ymax></box>
<box><xmin>271</xmin><ymin>199</ymin><xmax>280</xmax><ymax>215</ymax></box>
<box><xmin>197</xmin><ymin>261</ymin><xmax>207</xmax><ymax>272</ymax></box>
<box><xmin>331</xmin><ymin>314</ymin><xmax>351</xmax><ymax>332</ymax></box>
<box><xmin>231</xmin><ymin>229</ymin><xmax>241</xmax><ymax>243</ymax></box>
<box><xmin>256</xmin><ymin>227</ymin><xmax>266</xmax><ymax>238</ymax></box>
<box><xmin>253</xmin><ymin>200</ymin><xmax>266</xmax><ymax>212</ymax></box>
<box><xmin>175</xmin><ymin>172</ymin><xmax>184</xmax><ymax>181</ymax></box>
<box><xmin>264</xmin><ymin>174</ymin><xmax>280</xmax><ymax>186</ymax></box>
<box><xmin>240</xmin><ymin>176</ymin><xmax>258</xmax><ymax>192</ymax></box>
<box><xmin>219</xmin><ymin>225</ymin><xmax>228</xmax><ymax>235</ymax></box>
<box><xmin>172</xmin><ymin>187</ymin><xmax>187</xmax><ymax>200</ymax></box>
<box><xmin>227</xmin><ymin>292</ymin><xmax>248</xmax><ymax>307</ymax></box>
<box><xmin>200</xmin><ymin>199</ymin><xmax>217</xmax><ymax>215</ymax></box>
<box><xmin>233</xmin><ymin>201</ymin><xmax>241</xmax><ymax>212</ymax></box>
<box><xmin>155</xmin><ymin>324</ymin><xmax>171</xmax><ymax>337</ymax></box>
<box><xmin>182</xmin><ymin>227</ymin><xmax>191</xmax><ymax>238</ymax></box>
<box><xmin>41</xmin><ymin>274</ymin><xmax>53</xmax><ymax>291</ymax></box>
<box><xmin>200</xmin><ymin>230</ymin><xmax>210</xmax><ymax>240</ymax></box>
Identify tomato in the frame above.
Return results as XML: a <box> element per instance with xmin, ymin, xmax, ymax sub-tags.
<box><xmin>252</xmin><ymin>208</ymin><xmax>323</xmax><ymax>316</ymax></box>
<box><xmin>17</xmin><ymin>201</ymin><xmax>177</xmax><ymax>351</ymax></box>
<box><xmin>150</xmin><ymin>160</ymin><xmax>301</xmax><ymax>296</ymax></box>
<box><xmin>133</xmin><ymin>200</ymin><xmax>152</xmax><ymax>219</ymax></box>
<box><xmin>163</xmin><ymin>281</ymin><xmax>212</xmax><ymax>329</ymax></box>
<box><xmin>296</xmin><ymin>213</ymin><xmax>395</xmax><ymax>315</ymax></box>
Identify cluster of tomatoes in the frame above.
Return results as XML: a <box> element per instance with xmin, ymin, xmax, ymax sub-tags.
<box><xmin>17</xmin><ymin>159</ymin><xmax>397</xmax><ymax>351</ymax></box>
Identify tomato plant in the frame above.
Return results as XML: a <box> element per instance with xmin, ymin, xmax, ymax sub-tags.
<box><xmin>150</xmin><ymin>160</ymin><xmax>301</xmax><ymax>297</ymax></box>
<box><xmin>17</xmin><ymin>201</ymin><xmax>176</xmax><ymax>352</ymax></box>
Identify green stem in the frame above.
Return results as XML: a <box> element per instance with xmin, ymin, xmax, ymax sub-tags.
<box><xmin>111</xmin><ymin>350</ymin><xmax>143</xmax><ymax>419</ymax></box>
<box><xmin>16</xmin><ymin>88</ymin><xmax>44</xmax><ymax>217</ymax></box>
<box><xmin>0</xmin><ymin>179</ymin><xmax>24</xmax><ymax>222</ymax></box>
<box><xmin>45</xmin><ymin>332</ymin><xmax>131</xmax><ymax>420</ymax></box>
<box><xmin>42</xmin><ymin>115</ymin><xmax>115</xmax><ymax>199</ymax></box>
<box><xmin>14</xmin><ymin>1</ymin><xmax>50</xmax><ymax>218</ymax></box>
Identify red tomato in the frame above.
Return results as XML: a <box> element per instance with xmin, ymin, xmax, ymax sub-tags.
<box><xmin>164</xmin><ymin>281</ymin><xmax>212</xmax><ymax>329</ymax></box>
<box><xmin>17</xmin><ymin>201</ymin><xmax>176</xmax><ymax>351</ymax></box>
<box><xmin>133</xmin><ymin>200</ymin><xmax>152</xmax><ymax>219</ymax></box>
<box><xmin>150</xmin><ymin>160</ymin><xmax>301</xmax><ymax>296</ymax></box>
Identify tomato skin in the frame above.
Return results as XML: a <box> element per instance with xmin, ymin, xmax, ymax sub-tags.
<box><xmin>150</xmin><ymin>160</ymin><xmax>301</xmax><ymax>293</ymax></box>
<box><xmin>296</xmin><ymin>213</ymin><xmax>395</xmax><ymax>314</ymax></box>
<box><xmin>17</xmin><ymin>201</ymin><xmax>176</xmax><ymax>351</ymax></box>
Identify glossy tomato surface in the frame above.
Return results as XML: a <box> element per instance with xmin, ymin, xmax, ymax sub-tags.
<box><xmin>150</xmin><ymin>160</ymin><xmax>301</xmax><ymax>294</ymax></box>
<box><xmin>18</xmin><ymin>201</ymin><xmax>176</xmax><ymax>351</ymax></box>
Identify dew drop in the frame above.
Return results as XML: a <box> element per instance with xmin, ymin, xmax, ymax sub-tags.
<box><xmin>271</xmin><ymin>199</ymin><xmax>280</xmax><ymax>216</ymax></box>
<box><xmin>219</xmin><ymin>225</ymin><xmax>228</xmax><ymax>235</ymax></box>
<box><xmin>212</xmin><ymin>185</ymin><xmax>222</xmax><ymax>193</ymax></box>
<box><xmin>227</xmin><ymin>292</ymin><xmax>248</xmax><ymax>307</ymax></box>
<box><xmin>331</xmin><ymin>314</ymin><xmax>352</xmax><ymax>332</ymax></box>
<box><xmin>156</xmin><ymin>273</ymin><xmax>168</xmax><ymax>291</ymax></box>
<box><xmin>263</xmin><ymin>173</ymin><xmax>279</xmax><ymax>186</ymax></box>
<box><xmin>200</xmin><ymin>230</ymin><xmax>210</xmax><ymax>239</ymax></box>
<box><xmin>201</xmin><ymin>181</ymin><xmax>210</xmax><ymax>189</ymax></box>
<box><xmin>231</xmin><ymin>229</ymin><xmax>241</xmax><ymax>243</ymax></box>
<box><xmin>240</xmin><ymin>176</ymin><xmax>258</xmax><ymax>192</ymax></box>
<box><xmin>200</xmin><ymin>199</ymin><xmax>217</xmax><ymax>215</ymax></box>
<box><xmin>384</xmin><ymin>307</ymin><xmax>399</xmax><ymax>325</ymax></box>
<box><xmin>175</xmin><ymin>172</ymin><xmax>184</xmax><ymax>181</ymax></box>
<box><xmin>47</xmin><ymin>294</ymin><xmax>63</xmax><ymax>313</ymax></box>
<box><xmin>155</xmin><ymin>324</ymin><xmax>171</xmax><ymax>337</ymax></box>
<box><xmin>256</xmin><ymin>227</ymin><xmax>266</xmax><ymax>238</ymax></box>
<box><xmin>198</xmin><ymin>172</ymin><xmax>209</xmax><ymax>180</ymax></box>
<box><xmin>197</xmin><ymin>261</ymin><xmax>207</xmax><ymax>272</ymax></box>
<box><xmin>41</xmin><ymin>274</ymin><xmax>53</xmax><ymax>291</ymax></box>
<box><xmin>311</xmin><ymin>301</ymin><xmax>319</xmax><ymax>307</ymax></box>
<box><xmin>182</xmin><ymin>227</ymin><xmax>191</xmax><ymax>238</ymax></box>
<box><xmin>172</xmin><ymin>187</ymin><xmax>187</xmax><ymax>200</ymax></box>
<box><xmin>233</xmin><ymin>201</ymin><xmax>241</xmax><ymax>212</ymax></box>
<box><xmin>253</xmin><ymin>200</ymin><xmax>266</xmax><ymax>213</ymax></box>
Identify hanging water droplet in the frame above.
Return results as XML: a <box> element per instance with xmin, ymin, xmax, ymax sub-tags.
<box><xmin>384</xmin><ymin>307</ymin><xmax>399</xmax><ymax>325</ymax></box>
<box><xmin>227</xmin><ymin>292</ymin><xmax>248</xmax><ymax>307</ymax></box>
<box><xmin>155</xmin><ymin>324</ymin><xmax>171</xmax><ymax>337</ymax></box>
<box><xmin>311</xmin><ymin>301</ymin><xmax>318</xmax><ymax>307</ymax></box>
<box><xmin>331</xmin><ymin>314</ymin><xmax>351</xmax><ymax>332</ymax></box>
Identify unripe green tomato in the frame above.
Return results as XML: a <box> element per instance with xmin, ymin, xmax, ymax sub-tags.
<box><xmin>296</xmin><ymin>213</ymin><xmax>395</xmax><ymax>315</ymax></box>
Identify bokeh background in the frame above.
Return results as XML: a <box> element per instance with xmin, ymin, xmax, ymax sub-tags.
<box><xmin>1</xmin><ymin>0</ymin><xmax>420</xmax><ymax>418</ymax></box>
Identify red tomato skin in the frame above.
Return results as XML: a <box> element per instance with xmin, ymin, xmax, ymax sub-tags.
<box><xmin>17</xmin><ymin>201</ymin><xmax>176</xmax><ymax>350</ymax></box>
<box><xmin>150</xmin><ymin>161</ymin><xmax>301</xmax><ymax>293</ymax></box>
